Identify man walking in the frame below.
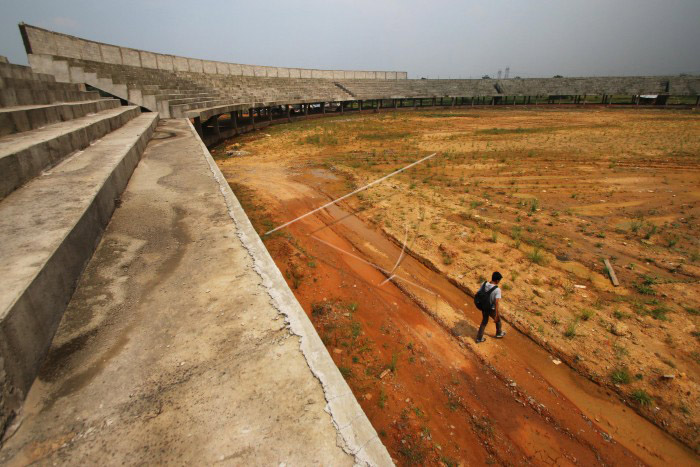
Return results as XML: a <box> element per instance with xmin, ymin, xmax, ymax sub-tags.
<box><xmin>475</xmin><ymin>271</ymin><xmax>506</xmax><ymax>343</ymax></box>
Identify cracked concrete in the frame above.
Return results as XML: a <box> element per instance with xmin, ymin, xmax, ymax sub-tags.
<box><xmin>0</xmin><ymin>118</ymin><xmax>390</xmax><ymax>466</ymax></box>
<box><xmin>191</xmin><ymin>119</ymin><xmax>392</xmax><ymax>466</ymax></box>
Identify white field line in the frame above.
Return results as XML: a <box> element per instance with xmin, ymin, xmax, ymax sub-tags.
<box><xmin>263</xmin><ymin>152</ymin><xmax>438</xmax><ymax>236</ymax></box>
<box><xmin>310</xmin><ymin>235</ymin><xmax>437</xmax><ymax>297</ymax></box>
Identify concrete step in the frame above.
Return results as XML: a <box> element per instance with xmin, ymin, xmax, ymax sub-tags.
<box><xmin>0</xmin><ymin>77</ymin><xmax>84</xmax><ymax>92</ymax></box>
<box><xmin>0</xmin><ymin>112</ymin><xmax>159</xmax><ymax>428</ymax></box>
<box><xmin>0</xmin><ymin>105</ymin><xmax>141</xmax><ymax>200</ymax></box>
<box><xmin>0</xmin><ymin>99</ymin><xmax>120</xmax><ymax>137</ymax></box>
<box><xmin>0</xmin><ymin>87</ymin><xmax>101</xmax><ymax>107</ymax></box>
<box><xmin>0</xmin><ymin>63</ymin><xmax>55</xmax><ymax>82</ymax></box>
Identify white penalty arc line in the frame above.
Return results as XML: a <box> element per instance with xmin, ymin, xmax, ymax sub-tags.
<box><xmin>310</xmin><ymin>235</ymin><xmax>437</xmax><ymax>297</ymax></box>
<box><xmin>379</xmin><ymin>223</ymin><xmax>409</xmax><ymax>286</ymax></box>
<box><xmin>263</xmin><ymin>152</ymin><xmax>438</xmax><ymax>236</ymax></box>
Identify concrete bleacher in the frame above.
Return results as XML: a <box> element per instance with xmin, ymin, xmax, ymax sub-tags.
<box><xmin>0</xmin><ymin>56</ymin><xmax>158</xmax><ymax>434</ymax></box>
<box><xmin>0</xmin><ymin>49</ymin><xmax>390</xmax><ymax>464</ymax></box>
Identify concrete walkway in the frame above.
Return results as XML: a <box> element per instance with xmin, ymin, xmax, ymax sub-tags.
<box><xmin>0</xmin><ymin>119</ymin><xmax>390</xmax><ymax>466</ymax></box>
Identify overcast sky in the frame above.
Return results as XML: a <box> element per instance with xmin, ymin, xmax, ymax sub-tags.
<box><xmin>1</xmin><ymin>0</ymin><xmax>698</xmax><ymax>78</ymax></box>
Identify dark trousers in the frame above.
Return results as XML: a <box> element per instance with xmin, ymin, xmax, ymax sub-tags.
<box><xmin>477</xmin><ymin>308</ymin><xmax>501</xmax><ymax>339</ymax></box>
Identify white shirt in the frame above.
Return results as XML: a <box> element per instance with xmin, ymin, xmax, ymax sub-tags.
<box><xmin>482</xmin><ymin>282</ymin><xmax>502</xmax><ymax>308</ymax></box>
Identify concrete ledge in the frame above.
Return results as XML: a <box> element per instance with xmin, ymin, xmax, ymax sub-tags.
<box><xmin>0</xmin><ymin>113</ymin><xmax>158</xmax><ymax>433</ymax></box>
<box><xmin>188</xmin><ymin>119</ymin><xmax>393</xmax><ymax>466</ymax></box>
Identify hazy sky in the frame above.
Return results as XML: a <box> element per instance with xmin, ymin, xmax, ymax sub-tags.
<box><xmin>1</xmin><ymin>0</ymin><xmax>698</xmax><ymax>78</ymax></box>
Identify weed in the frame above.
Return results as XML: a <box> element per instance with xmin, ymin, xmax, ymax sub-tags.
<box><xmin>530</xmin><ymin>198</ymin><xmax>540</xmax><ymax>213</ymax></box>
<box><xmin>650</xmin><ymin>306</ymin><xmax>671</xmax><ymax>321</ymax></box>
<box><xmin>397</xmin><ymin>433</ymin><xmax>428</xmax><ymax>465</ymax></box>
<box><xmin>613</xmin><ymin>309</ymin><xmax>629</xmax><ymax>320</ymax></box>
<box><xmin>613</xmin><ymin>342</ymin><xmax>629</xmax><ymax>359</ymax></box>
<box><xmin>564</xmin><ymin>322</ymin><xmax>577</xmax><ymax>338</ymax></box>
<box><xmin>610</xmin><ymin>367</ymin><xmax>631</xmax><ymax>384</ymax></box>
<box><xmin>528</xmin><ymin>247</ymin><xmax>546</xmax><ymax>265</ymax></box>
<box><xmin>631</xmin><ymin>389</ymin><xmax>653</xmax><ymax>407</ymax></box>
<box><xmin>389</xmin><ymin>352</ymin><xmax>399</xmax><ymax>373</ymax></box>
<box><xmin>350</xmin><ymin>321</ymin><xmax>362</xmax><ymax>340</ymax></box>
<box><xmin>378</xmin><ymin>389</ymin><xmax>388</xmax><ymax>409</ymax></box>
<box><xmin>580</xmin><ymin>309</ymin><xmax>594</xmax><ymax>321</ymax></box>
<box><xmin>311</xmin><ymin>302</ymin><xmax>328</xmax><ymax>316</ymax></box>
<box><xmin>339</xmin><ymin>366</ymin><xmax>353</xmax><ymax>378</ymax></box>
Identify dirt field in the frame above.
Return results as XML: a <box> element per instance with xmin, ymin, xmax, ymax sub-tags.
<box><xmin>213</xmin><ymin>107</ymin><xmax>699</xmax><ymax>464</ymax></box>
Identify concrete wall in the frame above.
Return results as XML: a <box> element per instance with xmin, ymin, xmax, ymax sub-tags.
<box><xmin>20</xmin><ymin>23</ymin><xmax>407</xmax><ymax>80</ymax></box>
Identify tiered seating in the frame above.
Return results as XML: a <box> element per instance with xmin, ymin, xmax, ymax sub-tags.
<box><xmin>0</xmin><ymin>57</ymin><xmax>158</xmax><ymax>429</ymax></box>
<box><xmin>57</xmin><ymin>57</ymin><xmax>230</xmax><ymax>118</ymax></box>
<box><xmin>334</xmin><ymin>78</ymin><xmax>499</xmax><ymax>99</ymax></box>
<box><xmin>46</xmin><ymin>58</ymin><xmax>354</xmax><ymax>118</ymax></box>
<box><xmin>336</xmin><ymin>76</ymin><xmax>673</xmax><ymax>99</ymax></box>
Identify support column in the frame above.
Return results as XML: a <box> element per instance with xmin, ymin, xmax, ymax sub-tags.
<box><xmin>230</xmin><ymin>112</ymin><xmax>238</xmax><ymax>134</ymax></box>
<box><xmin>451</xmin><ymin>97</ymin><xmax>455</xmax><ymax>107</ymax></box>
<box><xmin>321</xmin><ymin>102</ymin><xmax>326</xmax><ymax>114</ymax></box>
<box><xmin>285</xmin><ymin>104</ymin><xmax>291</xmax><ymax>122</ymax></box>
<box><xmin>304</xmin><ymin>104</ymin><xmax>309</xmax><ymax>117</ymax></box>
<box><xmin>340</xmin><ymin>102</ymin><xmax>345</xmax><ymax>113</ymax></box>
<box><xmin>193</xmin><ymin>116</ymin><xmax>203</xmax><ymax>138</ymax></box>
<box><xmin>213</xmin><ymin>116</ymin><xmax>221</xmax><ymax>139</ymax></box>
<box><xmin>695</xmin><ymin>96</ymin><xmax>699</xmax><ymax>108</ymax></box>
<box><xmin>249</xmin><ymin>108</ymin><xmax>255</xmax><ymax>129</ymax></box>
<box><xmin>359</xmin><ymin>100</ymin><xmax>363</xmax><ymax>112</ymax></box>
<box><xmin>374</xmin><ymin>100</ymin><xmax>379</xmax><ymax>113</ymax></box>
<box><xmin>394</xmin><ymin>99</ymin><xmax>398</xmax><ymax>109</ymax></box>
<box><xmin>432</xmin><ymin>97</ymin><xmax>436</xmax><ymax>107</ymax></box>
<box><xmin>268</xmin><ymin>107</ymin><xmax>273</xmax><ymax>122</ymax></box>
